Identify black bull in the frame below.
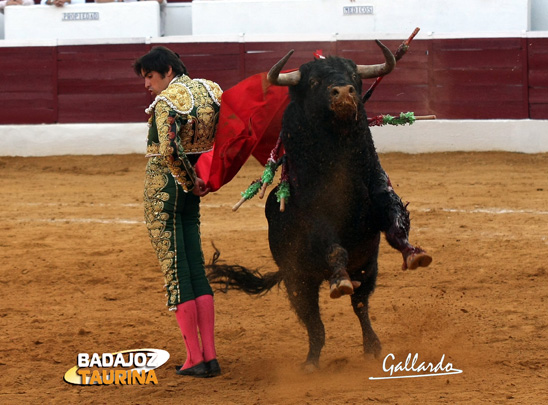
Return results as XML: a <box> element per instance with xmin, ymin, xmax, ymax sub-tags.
<box><xmin>208</xmin><ymin>41</ymin><xmax>426</xmax><ymax>369</ymax></box>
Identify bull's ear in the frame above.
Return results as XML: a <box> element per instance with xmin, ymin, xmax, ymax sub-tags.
<box><xmin>267</xmin><ymin>50</ymin><xmax>302</xmax><ymax>86</ymax></box>
<box><xmin>356</xmin><ymin>40</ymin><xmax>396</xmax><ymax>79</ymax></box>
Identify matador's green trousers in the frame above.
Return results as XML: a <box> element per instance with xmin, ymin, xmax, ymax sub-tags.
<box><xmin>144</xmin><ymin>157</ymin><xmax>213</xmax><ymax>311</ymax></box>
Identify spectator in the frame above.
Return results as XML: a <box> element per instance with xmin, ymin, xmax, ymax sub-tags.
<box><xmin>95</xmin><ymin>0</ymin><xmax>166</xmax><ymax>36</ymax></box>
<box><xmin>1</xmin><ymin>0</ymin><xmax>34</xmax><ymax>14</ymax></box>
<box><xmin>41</xmin><ymin>0</ymin><xmax>85</xmax><ymax>6</ymax></box>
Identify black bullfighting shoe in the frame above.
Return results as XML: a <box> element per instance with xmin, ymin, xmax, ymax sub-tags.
<box><xmin>175</xmin><ymin>362</ymin><xmax>210</xmax><ymax>378</ymax></box>
<box><xmin>205</xmin><ymin>359</ymin><xmax>221</xmax><ymax>377</ymax></box>
<box><xmin>402</xmin><ymin>247</ymin><xmax>432</xmax><ymax>270</ymax></box>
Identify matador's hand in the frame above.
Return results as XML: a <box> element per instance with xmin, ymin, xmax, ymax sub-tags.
<box><xmin>192</xmin><ymin>177</ymin><xmax>210</xmax><ymax>197</ymax></box>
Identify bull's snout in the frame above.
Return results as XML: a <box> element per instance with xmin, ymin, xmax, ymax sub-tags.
<box><xmin>330</xmin><ymin>85</ymin><xmax>356</xmax><ymax>99</ymax></box>
<box><xmin>329</xmin><ymin>85</ymin><xmax>359</xmax><ymax>120</ymax></box>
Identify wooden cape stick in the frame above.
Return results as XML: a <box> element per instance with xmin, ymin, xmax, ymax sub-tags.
<box><xmin>362</xmin><ymin>27</ymin><xmax>420</xmax><ymax>103</ymax></box>
<box><xmin>232</xmin><ymin>197</ymin><xmax>247</xmax><ymax>211</ymax></box>
<box><xmin>415</xmin><ymin>115</ymin><xmax>436</xmax><ymax>120</ymax></box>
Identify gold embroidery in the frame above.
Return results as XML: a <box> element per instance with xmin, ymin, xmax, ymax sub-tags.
<box><xmin>145</xmin><ymin>81</ymin><xmax>193</xmax><ymax>115</ymax></box>
<box><xmin>144</xmin><ymin>75</ymin><xmax>223</xmax><ymax>310</ymax></box>
<box><xmin>195</xmin><ymin>78</ymin><xmax>222</xmax><ymax>106</ymax></box>
<box><xmin>147</xmin><ymin>75</ymin><xmax>222</xmax><ymax>155</ymax></box>
<box><xmin>180</xmin><ymin>104</ymin><xmax>219</xmax><ymax>154</ymax></box>
<box><xmin>155</xmin><ymin>101</ymin><xmax>196</xmax><ymax>192</ymax></box>
<box><xmin>144</xmin><ymin>157</ymin><xmax>180</xmax><ymax>308</ymax></box>
<box><xmin>146</xmin><ymin>143</ymin><xmax>160</xmax><ymax>156</ymax></box>
<box><xmin>179</xmin><ymin>77</ymin><xmax>219</xmax><ymax>154</ymax></box>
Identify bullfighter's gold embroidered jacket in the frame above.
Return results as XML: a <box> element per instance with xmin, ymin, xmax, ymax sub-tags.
<box><xmin>145</xmin><ymin>75</ymin><xmax>222</xmax><ymax>192</ymax></box>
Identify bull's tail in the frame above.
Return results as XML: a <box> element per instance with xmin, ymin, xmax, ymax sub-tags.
<box><xmin>206</xmin><ymin>244</ymin><xmax>282</xmax><ymax>295</ymax></box>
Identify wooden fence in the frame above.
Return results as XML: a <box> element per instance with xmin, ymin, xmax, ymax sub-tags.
<box><xmin>1</xmin><ymin>37</ymin><xmax>547</xmax><ymax>124</ymax></box>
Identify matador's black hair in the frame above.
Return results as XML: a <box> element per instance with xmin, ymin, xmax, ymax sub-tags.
<box><xmin>133</xmin><ymin>46</ymin><xmax>188</xmax><ymax>78</ymax></box>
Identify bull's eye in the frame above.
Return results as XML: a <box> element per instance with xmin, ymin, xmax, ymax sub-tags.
<box><xmin>309</xmin><ymin>78</ymin><xmax>319</xmax><ymax>88</ymax></box>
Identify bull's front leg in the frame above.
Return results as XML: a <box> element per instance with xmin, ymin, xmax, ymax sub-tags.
<box><xmin>327</xmin><ymin>244</ymin><xmax>359</xmax><ymax>299</ymax></box>
<box><xmin>350</xmin><ymin>277</ymin><xmax>381</xmax><ymax>358</ymax></box>
<box><xmin>370</xmin><ymin>166</ymin><xmax>432</xmax><ymax>270</ymax></box>
<box><xmin>284</xmin><ymin>275</ymin><xmax>325</xmax><ymax>371</ymax></box>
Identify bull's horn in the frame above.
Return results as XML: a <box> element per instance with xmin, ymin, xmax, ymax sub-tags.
<box><xmin>357</xmin><ymin>40</ymin><xmax>396</xmax><ymax>79</ymax></box>
<box><xmin>267</xmin><ymin>49</ymin><xmax>301</xmax><ymax>86</ymax></box>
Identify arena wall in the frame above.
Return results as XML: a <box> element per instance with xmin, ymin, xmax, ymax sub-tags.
<box><xmin>1</xmin><ymin>120</ymin><xmax>547</xmax><ymax>157</ymax></box>
<box><xmin>1</xmin><ymin>33</ymin><xmax>548</xmax><ymax>155</ymax></box>
<box><xmin>191</xmin><ymin>0</ymin><xmax>532</xmax><ymax>36</ymax></box>
<box><xmin>2</xmin><ymin>33</ymin><xmax>548</xmax><ymax>125</ymax></box>
<box><xmin>0</xmin><ymin>0</ymin><xmax>541</xmax><ymax>40</ymax></box>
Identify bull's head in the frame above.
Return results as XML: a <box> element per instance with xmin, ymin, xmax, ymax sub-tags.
<box><xmin>267</xmin><ymin>40</ymin><xmax>396</xmax><ymax>121</ymax></box>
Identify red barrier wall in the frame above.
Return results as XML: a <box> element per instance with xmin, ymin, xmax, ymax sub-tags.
<box><xmin>430</xmin><ymin>38</ymin><xmax>529</xmax><ymax>119</ymax></box>
<box><xmin>529</xmin><ymin>38</ymin><xmax>548</xmax><ymax>119</ymax></box>
<box><xmin>0</xmin><ymin>46</ymin><xmax>58</xmax><ymax>124</ymax></box>
<box><xmin>0</xmin><ymin>37</ymin><xmax>546</xmax><ymax>124</ymax></box>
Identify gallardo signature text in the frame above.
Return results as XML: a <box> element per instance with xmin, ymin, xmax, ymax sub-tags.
<box><xmin>369</xmin><ymin>353</ymin><xmax>463</xmax><ymax>380</ymax></box>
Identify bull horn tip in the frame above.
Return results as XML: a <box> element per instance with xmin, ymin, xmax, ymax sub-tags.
<box><xmin>267</xmin><ymin>49</ymin><xmax>301</xmax><ymax>86</ymax></box>
<box><xmin>374</xmin><ymin>39</ymin><xmax>388</xmax><ymax>49</ymax></box>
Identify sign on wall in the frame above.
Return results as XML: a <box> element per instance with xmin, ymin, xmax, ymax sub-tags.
<box><xmin>343</xmin><ymin>6</ymin><xmax>374</xmax><ymax>15</ymax></box>
<box><xmin>62</xmin><ymin>12</ymin><xmax>100</xmax><ymax>21</ymax></box>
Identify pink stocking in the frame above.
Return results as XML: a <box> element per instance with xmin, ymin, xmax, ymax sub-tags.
<box><xmin>175</xmin><ymin>300</ymin><xmax>204</xmax><ymax>369</ymax></box>
<box><xmin>195</xmin><ymin>294</ymin><xmax>217</xmax><ymax>362</ymax></box>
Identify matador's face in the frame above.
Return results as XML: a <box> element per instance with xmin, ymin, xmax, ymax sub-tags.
<box><xmin>142</xmin><ymin>67</ymin><xmax>174</xmax><ymax>97</ymax></box>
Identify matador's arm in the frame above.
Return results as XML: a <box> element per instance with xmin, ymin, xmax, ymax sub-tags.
<box><xmin>155</xmin><ymin>100</ymin><xmax>197</xmax><ymax>192</ymax></box>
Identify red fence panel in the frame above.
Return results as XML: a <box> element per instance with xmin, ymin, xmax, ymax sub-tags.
<box><xmin>56</xmin><ymin>44</ymin><xmax>149</xmax><ymax>123</ymax></box>
<box><xmin>0</xmin><ymin>37</ymin><xmax>546</xmax><ymax>124</ymax></box>
<box><xmin>161</xmin><ymin>42</ymin><xmax>242</xmax><ymax>91</ymax></box>
<box><xmin>243</xmin><ymin>41</ymin><xmax>337</xmax><ymax>79</ymax></box>
<box><xmin>338</xmin><ymin>39</ymin><xmax>431</xmax><ymax>118</ymax></box>
<box><xmin>429</xmin><ymin>38</ymin><xmax>528</xmax><ymax>119</ymax></box>
<box><xmin>0</xmin><ymin>46</ymin><xmax>57</xmax><ymax>124</ymax></box>
<box><xmin>528</xmin><ymin>38</ymin><xmax>548</xmax><ymax>119</ymax></box>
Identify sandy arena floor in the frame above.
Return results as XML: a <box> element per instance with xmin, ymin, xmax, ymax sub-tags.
<box><xmin>1</xmin><ymin>151</ymin><xmax>547</xmax><ymax>404</ymax></box>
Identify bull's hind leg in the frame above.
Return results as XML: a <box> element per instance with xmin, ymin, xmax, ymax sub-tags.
<box><xmin>350</xmin><ymin>264</ymin><xmax>381</xmax><ymax>358</ymax></box>
<box><xmin>327</xmin><ymin>244</ymin><xmax>356</xmax><ymax>299</ymax></box>
<box><xmin>284</xmin><ymin>276</ymin><xmax>325</xmax><ymax>371</ymax></box>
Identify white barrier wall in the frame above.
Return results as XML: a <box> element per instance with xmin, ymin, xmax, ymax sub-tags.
<box><xmin>0</xmin><ymin>123</ymin><xmax>148</xmax><ymax>156</ymax></box>
<box><xmin>192</xmin><ymin>0</ymin><xmax>531</xmax><ymax>36</ymax></box>
<box><xmin>1</xmin><ymin>120</ymin><xmax>547</xmax><ymax>156</ymax></box>
<box><xmin>532</xmin><ymin>0</ymin><xmax>548</xmax><ymax>30</ymax></box>
<box><xmin>165</xmin><ymin>3</ymin><xmax>192</xmax><ymax>36</ymax></box>
<box><xmin>1</xmin><ymin>3</ymin><xmax>192</xmax><ymax>40</ymax></box>
<box><xmin>4</xmin><ymin>0</ymin><xmax>548</xmax><ymax>40</ymax></box>
<box><xmin>4</xmin><ymin>3</ymin><xmax>161</xmax><ymax>40</ymax></box>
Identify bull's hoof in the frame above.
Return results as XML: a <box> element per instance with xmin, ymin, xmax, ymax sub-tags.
<box><xmin>405</xmin><ymin>252</ymin><xmax>432</xmax><ymax>270</ymax></box>
<box><xmin>301</xmin><ymin>361</ymin><xmax>319</xmax><ymax>374</ymax></box>
<box><xmin>363</xmin><ymin>338</ymin><xmax>382</xmax><ymax>359</ymax></box>
<box><xmin>329</xmin><ymin>279</ymin><xmax>354</xmax><ymax>299</ymax></box>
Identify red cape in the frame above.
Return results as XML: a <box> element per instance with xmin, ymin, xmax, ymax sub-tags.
<box><xmin>195</xmin><ymin>72</ymin><xmax>290</xmax><ymax>192</ymax></box>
